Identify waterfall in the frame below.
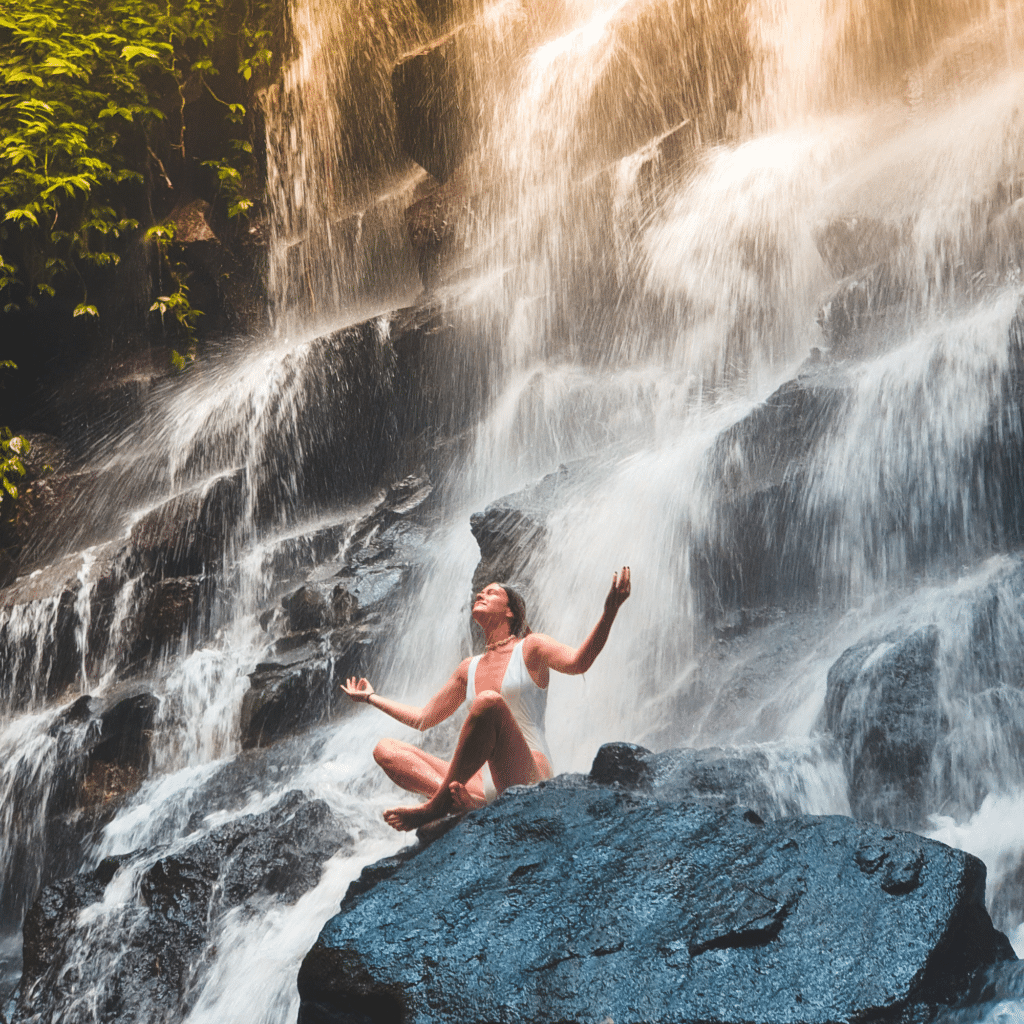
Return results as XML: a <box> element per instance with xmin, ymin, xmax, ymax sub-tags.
<box><xmin>3</xmin><ymin>0</ymin><xmax>1024</xmax><ymax>1020</ymax></box>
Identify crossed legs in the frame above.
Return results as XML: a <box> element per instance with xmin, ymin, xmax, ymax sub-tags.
<box><xmin>373</xmin><ymin>739</ymin><xmax>489</xmax><ymax>808</ymax></box>
<box><xmin>378</xmin><ymin>691</ymin><xmax>552</xmax><ymax>831</ymax></box>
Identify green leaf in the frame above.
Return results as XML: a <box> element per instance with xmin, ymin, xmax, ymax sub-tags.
<box><xmin>4</xmin><ymin>209</ymin><xmax>39</xmax><ymax>226</ymax></box>
<box><xmin>74</xmin><ymin>303</ymin><xmax>99</xmax><ymax>318</ymax></box>
<box><xmin>121</xmin><ymin>44</ymin><xmax>161</xmax><ymax>61</ymax></box>
<box><xmin>4</xmin><ymin>71</ymin><xmax>45</xmax><ymax>88</ymax></box>
<box><xmin>40</xmin><ymin>56</ymin><xmax>88</xmax><ymax>78</ymax></box>
<box><xmin>228</xmin><ymin>198</ymin><xmax>253</xmax><ymax>217</ymax></box>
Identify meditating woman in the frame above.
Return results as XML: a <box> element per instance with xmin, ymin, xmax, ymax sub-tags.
<box><xmin>340</xmin><ymin>568</ymin><xmax>631</xmax><ymax>831</ymax></box>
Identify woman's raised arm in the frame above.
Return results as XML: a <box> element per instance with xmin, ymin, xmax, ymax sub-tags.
<box><xmin>340</xmin><ymin>660</ymin><xmax>469</xmax><ymax>731</ymax></box>
<box><xmin>523</xmin><ymin>566</ymin><xmax>630</xmax><ymax>676</ymax></box>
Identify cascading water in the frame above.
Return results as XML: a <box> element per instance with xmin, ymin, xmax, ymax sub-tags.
<box><xmin>3</xmin><ymin>0</ymin><xmax>1024</xmax><ymax>1020</ymax></box>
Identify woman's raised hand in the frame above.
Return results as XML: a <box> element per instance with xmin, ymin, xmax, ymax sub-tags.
<box><xmin>604</xmin><ymin>566</ymin><xmax>631</xmax><ymax>615</ymax></box>
<box><xmin>341</xmin><ymin>676</ymin><xmax>375</xmax><ymax>703</ymax></box>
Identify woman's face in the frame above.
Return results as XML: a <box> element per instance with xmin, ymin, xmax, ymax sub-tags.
<box><xmin>472</xmin><ymin>583</ymin><xmax>512</xmax><ymax>628</ymax></box>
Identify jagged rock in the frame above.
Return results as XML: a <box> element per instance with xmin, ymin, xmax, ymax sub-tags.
<box><xmin>817</xmin><ymin>261</ymin><xmax>900</xmax><ymax>353</ymax></box>
<box><xmin>17</xmin><ymin>792</ymin><xmax>352</xmax><ymax>1024</ymax></box>
<box><xmin>815</xmin><ymin>216</ymin><xmax>902</xmax><ymax>280</ymax></box>
<box><xmin>404</xmin><ymin>174</ymin><xmax>472</xmax><ymax>289</ymax></box>
<box><xmin>2</xmin><ymin>687</ymin><xmax>158</xmax><ymax>926</ymax></box>
<box><xmin>824</xmin><ymin>625</ymin><xmax>944</xmax><ymax>830</ymax></box>
<box><xmin>283</xmin><ymin>585</ymin><xmax>330</xmax><ymax>632</ymax></box>
<box><xmin>0</xmin><ymin>555</ymin><xmax>86</xmax><ymax>710</ymax></box>
<box><xmin>240</xmin><ymin>635</ymin><xmax>367</xmax><ymax>749</ymax></box>
<box><xmin>127</xmin><ymin>575</ymin><xmax>213</xmax><ymax>666</ymax></box>
<box><xmin>0</xmin><ymin>680</ymin><xmax>153</xmax><ymax>927</ymax></box>
<box><xmin>298</xmin><ymin>782</ymin><xmax>1015</xmax><ymax>1024</ymax></box>
<box><xmin>241</xmin><ymin>476</ymin><xmax>433</xmax><ymax>748</ymax></box>
<box><xmin>84</xmin><ymin>687</ymin><xmax>159</xmax><ymax>793</ymax></box>
<box><xmin>391</xmin><ymin>21</ymin><xmax>493</xmax><ymax>184</ymax></box>
<box><xmin>126</xmin><ymin>471</ymin><xmax>244</xmax><ymax>579</ymax></box>
<box><xmin>469</xmin><ymin>463</ymin><xmax>581</xmax><ymax>594</ymax></box>
<box><xmin>690</xmin><ymin>366</ymin><xmax>848</xmax><ymax>620</ymax></box>
<box><xmin>589</xmin><ymin>741</ymin><xmax>805</xmax><ymax>820</ymax></box>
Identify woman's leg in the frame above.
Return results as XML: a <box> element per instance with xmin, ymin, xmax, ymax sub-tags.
<box><xmin>374</xmin><ymin>737</ymin><xmax>487</xmax><ymax>804</ymax></box>
<box><xmin>383</xmin><ymin>692</ymin><xmax>543</xmax><ymax>831</ymax></box>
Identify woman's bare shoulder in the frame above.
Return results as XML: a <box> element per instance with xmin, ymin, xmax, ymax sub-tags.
<box><xmin>521</xmin><ymin>632</ymin><xmax>556</xmax><ymax>665</ymax></box>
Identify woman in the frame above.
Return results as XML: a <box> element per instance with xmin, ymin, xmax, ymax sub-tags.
<box><xmin>341</xmin><ymin>567</ymin><xmax>631</xmax><ymax>831</ymax></box>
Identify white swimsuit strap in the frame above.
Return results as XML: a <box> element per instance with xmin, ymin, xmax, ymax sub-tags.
<box><xmin>466</xmin><ymin>654</ymin><xmax>482</xmax><ymax>702</ymax></box>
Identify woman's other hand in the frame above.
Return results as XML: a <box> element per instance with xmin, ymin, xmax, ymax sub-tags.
<box><xmin>341</xmin><ymin>676</ymin><xmax>375</xmax><ymax>703</ymax></box>
<box><xmin>604</xmin><ymin>566</ymin><xmax>631</xmax><ymax>615</ymax></box>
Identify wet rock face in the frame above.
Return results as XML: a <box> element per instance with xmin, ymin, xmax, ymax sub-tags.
<box><xmin>298</xmin><ymin>783</ymin><xmax>1015</xmax><ymax>1024</ymax></box>
<box><xmin>0</xmin><ymin>687</ymin><xmax>158</xmax><ymax>928</ymax></box>
<box><xmin>240</xmin><ymin>476</ymin><xmax>433</xmax><ymax>748</ymax></box>
<box><xmin>127</xmin><ymin>472</ymin><xmax>244</xmax><ymax>579</ymax></box>
<box><xmin>17</xmin><ymin>792</ymin><xmax>352</xmax><ymax>1024</ymax></box>
<box><xmin>392</xmin><ymin>27</ymin><xmax>482</xmax><ymax>184</ymax></box>
<box><xmin>690</xmin><ymin>365</ymin><xmax>848</xmax><ymax>620</ymax></box>
<box><xmin>589</xmin><ymin>741</ymin><xmax>804</xmax><ymax>820</ymax></box>
<box><xmin>469</xmin><ymin>463</ymin><xmax>581</xmax><ymax>595</ymax></box>
<box><xmin>825</xmin><ymin>625</ymin><xmax>944</xmax><ymax>830</ymax></box>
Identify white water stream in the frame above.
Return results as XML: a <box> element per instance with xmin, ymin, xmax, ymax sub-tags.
<box><xmin>3</xmin><ymin>0</ymin><xmax>1024</xmax><ymax>1020</ymax></box>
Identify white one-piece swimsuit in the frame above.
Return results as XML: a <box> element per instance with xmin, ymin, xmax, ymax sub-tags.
<box><xmin>465</xmin><ymin>642</ymin><xmax>552</xmax><ymax>800</ymax></box>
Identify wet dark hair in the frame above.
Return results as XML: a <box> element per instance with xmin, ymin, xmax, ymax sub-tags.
<box><xmin>499</xmin><ymin>583</ymin><xmax>531</xmax><ymax>638</ymax></box>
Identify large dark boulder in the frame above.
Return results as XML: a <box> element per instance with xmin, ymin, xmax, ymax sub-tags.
<box><xmin>298</xmin><ymin>782</ymin><xmax>1015</xmax><ymax>1024</ymax></box>
<box><xmin>17</xmin><ymin>792</ymin><xmax>352</xmax><ymax>1024</ymax></box>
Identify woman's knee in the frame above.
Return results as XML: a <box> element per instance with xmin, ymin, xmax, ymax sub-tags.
<box><xmin>373</xmin><ymin>737</ymin><xmax>403</xmax><ymax>768</ymax></box>
<box><xmin>468</xmin><ymin>690</ymin><xmax>508</xmax><ymax>720</ymax></box>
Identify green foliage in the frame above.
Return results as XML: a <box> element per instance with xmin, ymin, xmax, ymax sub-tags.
<box><xmin>1</xmin><ymin>361</ymin><xmax>29</xmax><ymax>510</ymax></box>
<box><xmin>145</xmin><ymin>219</ymin><xmax>201</xmax><ymax>365</ymax></box>
<box><xmin>0</xmin><ymin>0</ymin><xmax>272</xmax><ymax>319</ymax></box>
<box><xmin>1</xmin><ymin>427</ymin><xmax>30</xmax><ymax>500</ymax></box>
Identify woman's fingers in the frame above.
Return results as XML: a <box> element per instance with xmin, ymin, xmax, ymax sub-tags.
<box><xmin>340</xmin><ymin>676</ymin><xmax>372</xmax><ymax>700</ymax></box>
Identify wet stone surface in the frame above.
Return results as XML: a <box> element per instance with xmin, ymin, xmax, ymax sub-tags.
<box><xmin>240</xmin><ymin>475</ymin><xmax>433</xmax><ymax>749</ymax></box>
<box><xmin>825</xmin><ymin>624</ymin><xmax>944</xmax><ymax>830</ymax></box>
<box><xmin>17</xmin><ymin>791</ymin><xmax>352</xmax><ymax>1024</ymax></box>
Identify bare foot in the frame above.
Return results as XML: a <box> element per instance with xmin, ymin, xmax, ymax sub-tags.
<box><xmin>448</xmin><ymin>781</ymin><xmax>486</xmax><ymax>811</ymax></box>
<box><xmin>383</xmin><ymin>799</ymin><xmax>448</xmax><ymax>832</ymax></box>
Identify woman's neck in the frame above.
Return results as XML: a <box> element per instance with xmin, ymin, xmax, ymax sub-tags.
<box><xmin>484</xmin><ymin>630</ymin><xmax>516</xmax><ymax>652</ymax></box>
